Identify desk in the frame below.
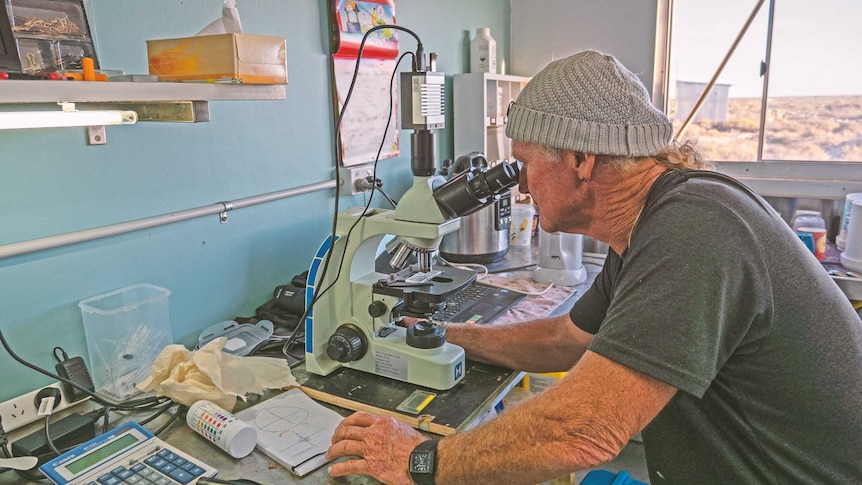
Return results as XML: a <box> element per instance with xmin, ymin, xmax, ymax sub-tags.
<box><xmin>5</xmin><ymin>246</ymin><xmax>601</xmax><ymax>485</ymax></box>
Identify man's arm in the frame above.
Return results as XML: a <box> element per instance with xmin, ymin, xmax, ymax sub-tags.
<box><xmin>327</xmin><ymin>350</ymin><xmax>677</xmax><ymax>485</ymax></box>
<box><xmin>446</xmin><ymin>313</ymin><xmax>593</xmax><ymax>373</ymax></box>
<box><xmin>434</xmin><ymin>350</ymin><xmax>677</xmax><ymax>484</ymax></box>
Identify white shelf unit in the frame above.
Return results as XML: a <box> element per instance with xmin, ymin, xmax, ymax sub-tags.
<box><xmin>0</xmin><ymin>80</ymin><xmax>286</xmax><ymax>104</ymax></box>
<box><xmin>453</xmin><ymin>73</ymin><xmax>530</xmax><ymax>164</ymax></box>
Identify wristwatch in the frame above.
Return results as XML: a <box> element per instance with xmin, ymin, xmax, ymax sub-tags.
<box><xmin>409</xmin><ymin>439</ymin><xmax>439</xmax><ymax>485</ymax></box>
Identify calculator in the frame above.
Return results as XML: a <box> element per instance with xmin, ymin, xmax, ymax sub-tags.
<box><xmin>39</xmin><ymin>421</ymin><xmax>217</xmax><ymax>485</ymax></box>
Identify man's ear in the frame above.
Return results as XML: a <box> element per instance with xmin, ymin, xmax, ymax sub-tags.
<box><xmin>567</xmin><ymin>152</ymin><xmax>596</xmax><ymax>182</ymax></box>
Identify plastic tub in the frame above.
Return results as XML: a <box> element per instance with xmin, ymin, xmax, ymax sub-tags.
<box><xmin>78</xmin><ymin>284</ymin><xmax>172</xmax><ymax>400</ymax></box>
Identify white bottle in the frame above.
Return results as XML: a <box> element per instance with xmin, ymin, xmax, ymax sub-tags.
<box><xmin>470</xmin><ymin>27</ymin><xmax>497</xmax><ymax>74</ymax></box>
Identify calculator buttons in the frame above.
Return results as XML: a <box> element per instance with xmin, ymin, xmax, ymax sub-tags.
<box><xmin>166</xmin><ymin>468</ymin><xmax>195</xmax><ymax>484</ymax></box>
<box><xmin>96</xmin><ymin>449</ymin><xmax>206</xmax><ymax>485</ymax></box>
<box><xmin>97</xmin><ymin>474</ymin><xmax>122</xmax><ymax>485</ymax></box>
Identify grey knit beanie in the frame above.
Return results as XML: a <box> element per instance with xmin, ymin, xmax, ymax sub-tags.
<box><xmin>506</xmin><ymin>50</ymin><xmax>672</xmax><ymax>157</ymax></box>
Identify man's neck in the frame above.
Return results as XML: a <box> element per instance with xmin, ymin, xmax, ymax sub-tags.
<box><xmin>590</xmin><ymin>161</ymin><xmax>666</xmax><ymax>254</ymax></box>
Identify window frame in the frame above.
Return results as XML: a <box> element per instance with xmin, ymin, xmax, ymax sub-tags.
<box><xmin>657</xmin><ymin>0</ymin><xmax>862</xmax><ymax>201</ymax></box>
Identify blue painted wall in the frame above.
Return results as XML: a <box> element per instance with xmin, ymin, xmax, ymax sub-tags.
<box><xmin>0</xmin><ymin>0</ymin><xmax>510</xmax><ymax>401</ymax></box>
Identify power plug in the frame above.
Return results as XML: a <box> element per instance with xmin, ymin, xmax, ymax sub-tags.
<box><xmin>53</xmin><ymin>347</ymin><xmax>95</xmax><ymax>403</ymax></box>
<box><xmin>35</xmin><ymin>387</ymin><xmax>61</xmax><ymax>415</ymax></box>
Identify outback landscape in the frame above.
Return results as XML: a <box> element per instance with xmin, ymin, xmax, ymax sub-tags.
<box><xmin>668</xmin><ymin>95</ymin><xmax>862</xmax><ymax>162</ymax></box>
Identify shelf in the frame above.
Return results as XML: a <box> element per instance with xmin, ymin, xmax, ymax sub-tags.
<box><xmin>0</xmin><ymin>80</ymin><xmax>286</xmax><ymax>104</ymax></box>
<box><xmin>454</xmin><ymin>72</ymin><xmax>530</xmax><ymax>164</ymax></box>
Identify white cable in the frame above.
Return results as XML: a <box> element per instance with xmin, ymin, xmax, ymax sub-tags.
<box><xmin>478</xmin><ymin>279</ymin><xmax>556</xmax><ymax>296</ymax></box>
<box><xmin>437</xmin><ymin>255</ymin><xmax>489</xmax><ymax>279</ymax></box>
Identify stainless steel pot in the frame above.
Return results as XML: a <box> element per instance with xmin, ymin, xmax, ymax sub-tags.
<box><xmin>440</xmin><ymin>191</ymin><xmax>511</xmax><ymax>263</ymax></box>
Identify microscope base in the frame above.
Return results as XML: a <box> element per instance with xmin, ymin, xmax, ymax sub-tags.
<box><xmin>307</xmin><ymin>327</ymin><xmax>465</xmax><ymax>390</ymax></box>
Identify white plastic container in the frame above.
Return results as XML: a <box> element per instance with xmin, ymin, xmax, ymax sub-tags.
<box><xmin>187</xmin><ymin>400</ymin><xmax>257</xmax><ymax>459</ymax></box>
<box><xmin>470</xmin><ymin>27</ymin><xmax>497</xmax><ymax>74</ymax></box>
<box><xmin>841</xmin><ymin>200</ymin><xmax>862</xmax><ymax>272</ymax></box>
<box><xmin>837</xmin><ymin>193</ymin><xmax>862</xmax><ymax>250</ymax></box>
<box><xmin>78</xmin><ymin>284</ymin><xmax>173</xmax><ymax>400</ymax></box>
<box><xmin>510</xmin><ymin>204</ymin><xmax>535</xmax><ymax>246</ymax></box>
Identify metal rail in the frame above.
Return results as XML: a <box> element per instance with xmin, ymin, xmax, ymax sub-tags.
<box><xmin>0</xmin><ymin>179</ymin><xmax>337</xmax><ymax>260</ymax></box>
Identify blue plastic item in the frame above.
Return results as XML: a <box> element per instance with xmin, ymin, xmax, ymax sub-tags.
<box><xmin>580</xmin><ymin>470</ymin><xmax>648</xmax><ymax>485</ymax></box>
<box><xmin>796</xmin><ymin>232</ymin><xmax>815</xmax><ymax>254</ymax></box>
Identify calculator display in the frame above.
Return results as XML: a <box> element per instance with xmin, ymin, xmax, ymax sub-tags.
<box><xmin>65</xmin><ymin>433</ymin><xmax>139</xmax><ymax>474</ymax></box>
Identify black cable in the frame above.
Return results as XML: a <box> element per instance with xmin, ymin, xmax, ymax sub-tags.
<box><xmin>151</xmin><ymin>405</ymin><xmax>185</xmax><ymax>437</ymax></box>
<box><xmin>373</xmin><ymin>184</ymin><xmax>398</xmax><ymax>208</ymax></box>
<box><xmin>487</xmin><ymin>263</ymin><xmax>537</xmax><ymax>274</ymax></box>
<box><xmin>278</xmin><ymin>28</ymin><xmax>422</xmax><ymax>361</ymax></box>
<box><xmin>138</xmin><ymin>400</ymin><xmax>176</xmax><ymax>427</ymax></box>
<box><xmin>102</xmin><ymin>405</ymin><xmax>113</xmax><ymax>433</ymax></box>
<box><xmin>43</xmin><ymin>414</ymin><xmax>61</xmax><ymax>457</ymax></box>
<box><xmin>0</xmin><ymin>330</ymin><xmax>167</xmax><ymax>412</ymax></box>
<box><xmin>198</xmin><ymin>477</ymin><xmax>264</xmax><ymax>485</ymax></box>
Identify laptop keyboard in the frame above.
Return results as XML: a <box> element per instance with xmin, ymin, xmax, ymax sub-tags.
<box><xmin>431</xmin><ymin>282</ymin><xmax>520</xmax><ymax>323</ymax></box>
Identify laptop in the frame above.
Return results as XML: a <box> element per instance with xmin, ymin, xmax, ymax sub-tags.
<box><xmin>431</xmin><ymin>282</ymin><xmax>525</xmax><ymax>324</ymax></box>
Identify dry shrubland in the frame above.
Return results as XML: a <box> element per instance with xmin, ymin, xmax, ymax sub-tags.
<box><xmin>669</xmin><ymin>96</ymin><xmax>862</xmax><ymax>162</ymax></box>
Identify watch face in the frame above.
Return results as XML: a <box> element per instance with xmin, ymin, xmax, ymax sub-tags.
<box><xmin>410</xmin><ymin>451</ymin><xmax>433</xmax><ymax>473</ymax></box>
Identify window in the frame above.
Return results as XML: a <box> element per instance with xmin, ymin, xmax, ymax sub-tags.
<box><xmin>668</xmin><ymin>0</ymin><xmax>862</xmax><ymax>164</ymax></box>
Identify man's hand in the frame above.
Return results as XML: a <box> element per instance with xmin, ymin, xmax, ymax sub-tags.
<box><xmin>327</xmin><ymin>411</ymin><xmax>429</xmax><ymax>485</ymax></box>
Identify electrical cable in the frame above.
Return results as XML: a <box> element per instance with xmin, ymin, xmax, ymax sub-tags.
<box><xmin>43</xmin><ymin>414</ymin><xmax>61</xmax><ymax>457</ymax></box>
<box><xmin>486</xmin><ymin>263</ymin><xmax>536</xmax><ymax>274</ymax></box>
<box><xmin>151</xmin><ymin>405</ymin><xmax>185</xmax><ymax>437</ymax></box>
<box><xmin>372</xmin><ymin>183</ymin><xmax>398</xmax><ymax>208</ymax></box>
<box><xmin>0</xmin><ymin>330</ymin><xmax>168</xmax><ymax>412</ymax></box>
<box><xmin>481</xmin><ymin>279</ymin><xmax>556</xmax><ymax>296</ymax></box>
<box><xmin>277</xmin><ymin>28</ymin><xmax>422</xmax><ymax>361</ymax></box>
<box><xmin>138</xmin><ymin>400</ymin><xmax>176</xmax><ymax>427</ymax></box>
<box><xmin>101</xmin><ymin>405</ymin><xmax>113</xmax><ymax>434</ymax></box>
<box><xmin>438</xmin><ymin>255</ymin><xmax>489</xmax><ymax>280</ymax></box>
<box><xmin>197</xmin><ymin>477</ymin><xmax>264</xmax><ymax>485</ymax></box>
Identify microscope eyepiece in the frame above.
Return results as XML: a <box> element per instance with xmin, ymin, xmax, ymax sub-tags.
<box><xmin>433</xmin><ymin>158</ymin><xmax>520</xmax><ymax>219</ymax></box>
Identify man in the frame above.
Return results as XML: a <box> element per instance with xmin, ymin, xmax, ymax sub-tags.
<box><xmin>327</xmin><ymin>50</ymin><xmax>862</xmax><ymax>484</ymax></box>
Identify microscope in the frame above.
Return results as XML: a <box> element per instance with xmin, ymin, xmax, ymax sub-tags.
<box><xmin>305</xmin><ymin>54</ymin><xmax>519</xmax><ymax>390</ymax></box>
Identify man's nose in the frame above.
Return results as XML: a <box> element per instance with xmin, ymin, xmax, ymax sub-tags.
<box><xmin>518</xmin><ymin>168</ymin><xmax>529</xmax><ymax>194</ymax></box>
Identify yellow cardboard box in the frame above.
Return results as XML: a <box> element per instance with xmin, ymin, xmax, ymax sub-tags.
<box><xmin>147</xmin><ymin>33</ymin><xmax>287</xmax><ymax>84</ymax></box>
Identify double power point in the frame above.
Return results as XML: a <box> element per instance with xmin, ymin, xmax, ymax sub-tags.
<box><xmin>0</xmin><ymin>382</ymin><xmax>82</xmax><ymax>433</ymax></box>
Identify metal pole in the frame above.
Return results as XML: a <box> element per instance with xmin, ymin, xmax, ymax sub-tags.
<box><xmin>674</xmin><ymin>0</ymin><xmax>767</xmax><ymax>141</ymax></box>
<box><xmin>0</xmin><ymin>179</ymin><xmax>337</xmax><ymax>260</ymax></box>
<box><xmin>756</xmin><ymin>0</ymin><xmax>777</xmax><ymax>161</ymax></box>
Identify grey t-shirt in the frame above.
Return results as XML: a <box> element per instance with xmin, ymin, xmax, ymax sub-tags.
<box><xmin>569</xmin><ymin>170</ymin><xmax>862</xmax><ymax>484</ymax></box>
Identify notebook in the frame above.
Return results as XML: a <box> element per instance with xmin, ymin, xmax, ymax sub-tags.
<box><xmin>235</xmin><ymin>388</ymin><xmax>343</xmax><ymax>477</ymax></box>
<box><xmin>431</xmin><ymin>282</ymin><xmax>525</xmax><ymax>324</ymax></box>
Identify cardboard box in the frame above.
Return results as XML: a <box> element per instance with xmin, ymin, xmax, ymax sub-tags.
<box><xmin>146</xmin><ymin>33</ymin><xmax>287</xmax><ymax>84</ymax></box>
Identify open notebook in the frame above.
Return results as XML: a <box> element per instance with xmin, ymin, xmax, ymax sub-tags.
<box><xmin>235</xmin><ymin>388</ymin><xmax>343</xmax><ymax>477</ymax></box>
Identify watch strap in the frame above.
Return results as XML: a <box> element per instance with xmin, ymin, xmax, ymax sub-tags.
<box><xmin>409</xmin><ymin>439</ymin><xmax>439</xmax><ymax>485</ymax></box>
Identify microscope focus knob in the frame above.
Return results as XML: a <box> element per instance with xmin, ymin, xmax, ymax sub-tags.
<box><xmin>368</xmin><ymin>301</ymin><xmax>388</xmax><ymax>318</ymax></box>
<box><xmin>406</xmin><ymin>320</ymin><xmax>447</xmax><ymax>349</ymax></box>
<box><xmin>326</xmin><ymin>324</ymin><xmax>367</xmax><ymax>363</ymax></box>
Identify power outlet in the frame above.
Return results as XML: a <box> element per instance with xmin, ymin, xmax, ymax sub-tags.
<box><xmin>338</xmin><ymin>165</ymin><xmax>375</xmax><ymax>195</ymax></box>
<box><xmin>0</xmin><ymin>382</ymin><xmax>86</xmax><ymax>433</ymax></box>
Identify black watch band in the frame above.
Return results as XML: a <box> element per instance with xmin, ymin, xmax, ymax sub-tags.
<box><xmin>409</xmin><ymin>439</ymin><xmax>439</xmax><ymax>485</ymax></box>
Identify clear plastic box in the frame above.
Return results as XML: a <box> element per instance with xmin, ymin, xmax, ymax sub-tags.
<box><xmin>4</xmin><ymin>0</ymin><xmax>99</xmax><ymax>72</ymax></box>
<box><xmin>78</xmin><ymin>284</ymin><xmax>173</xmax><ymax>400</ymax></box>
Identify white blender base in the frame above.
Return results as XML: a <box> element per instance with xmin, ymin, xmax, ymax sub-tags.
<box><xmin>532</xmin><ymin>265</ymin><xmax>587</xmax><ymax>287</ymax></box>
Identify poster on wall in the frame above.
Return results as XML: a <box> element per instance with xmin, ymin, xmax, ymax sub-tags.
<box><xmin>330</xmin><ymin>0</ymin><xmax>400</xmax><ymax>167</ymax></box>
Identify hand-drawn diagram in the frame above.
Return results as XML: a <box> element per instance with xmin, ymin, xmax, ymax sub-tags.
<box><xmin>235</xmin><ymin>388</ymin><xmax>344</xmax><ymax>476</ymax></box>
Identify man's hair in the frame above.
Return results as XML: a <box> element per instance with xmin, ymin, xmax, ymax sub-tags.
<box><xmin>539</xmin><ymin>140</ymin><xmax>714</xmax><ymax>173</ymax></box>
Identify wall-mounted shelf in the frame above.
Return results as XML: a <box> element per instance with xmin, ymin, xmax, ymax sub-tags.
<box><xmin>0</xmin><ymin>80</ymin><xmax>286</xmax><ymax>104</ymax></box>
<box><xmin>453</xmin><ymin>73</ymin><xmax>530</xmax><ymax>164</ymax></box>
